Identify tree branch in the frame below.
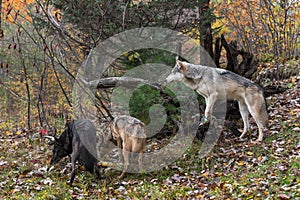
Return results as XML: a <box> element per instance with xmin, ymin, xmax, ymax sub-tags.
<box><xmin>78</xmin><ymin>75</ymin><xmax>163</xmax><ymax>91</ymax></box>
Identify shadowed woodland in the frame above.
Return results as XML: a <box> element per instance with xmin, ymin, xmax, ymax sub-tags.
<box><xmin>0</xmin><ymin>0</ymin><xmax>299</xmax><ymax>199</ymax></box>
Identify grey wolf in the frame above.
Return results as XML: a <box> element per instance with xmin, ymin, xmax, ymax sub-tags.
<box><xmin>46</xmin><ymin>119</ymin><xmax>101</xmax><ymax>184</ymax></box>
<box><xmin>111</xmin><ymin>115</ymin><xmax>146</xmax><ymax>178</ymax></box>
<box><xmin>166</xmin><ymin>58</ymin><xmax>268</xmax><ymax>141</ymax></box>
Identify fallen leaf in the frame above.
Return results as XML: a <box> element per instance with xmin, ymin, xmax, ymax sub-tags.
<box><xmin>278</xmin><ymin>194</ymin><xmax>290</xmax><ymax>200</ymax></box>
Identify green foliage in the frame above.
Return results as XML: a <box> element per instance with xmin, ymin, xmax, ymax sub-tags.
<box><xmin>45</xmin><ymin>0</ymin><xmax>218</xmax><ymax>49</ymax></box>
<box><xmin>122</xmin><ymin>49</ymin><xmax>176</xmax><ymax>68</ymax></box>
<box><xmin>129</xmin><ymin>85</ymin><xmax>180</xmax><ymax>125</ymax></box>
<box><xmin>109</xmin><ymin>48</ymin><xmax>185</xmax><ymax>130</ymax></box>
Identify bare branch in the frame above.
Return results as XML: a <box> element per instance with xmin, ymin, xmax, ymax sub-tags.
<box><xmin>78</xmin><ymin>75</ymin><xmax>163</xmax><ymax>91</ymax></box>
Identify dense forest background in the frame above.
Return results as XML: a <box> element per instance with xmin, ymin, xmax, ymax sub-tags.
<box><xmin>0</xmin><ymin>1</ymin><xmax>299</xmax><ymax>199</ymax></box>
<box><xmin>0</xmin><ymin>0</ymin><xmax>299</xmax><ymax>131</ymax></box>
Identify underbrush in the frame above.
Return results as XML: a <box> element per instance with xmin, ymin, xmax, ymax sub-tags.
<box><xmin>0</xmin><ymin>126</ymin><xmax>298</xmax><ymax>199</ymax></box>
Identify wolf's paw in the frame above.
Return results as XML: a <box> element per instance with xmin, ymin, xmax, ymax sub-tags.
<box><xmin>66</xmin><ymin>180</ymin><xmax>73</xmax><ymax>186</ymax></box>
<box><xmin>254</xmin><ymin>138</ymin><xmax>263</xmax><ymax>143</ymax></box>
<box><xmin>248</xmin><ymin>139</ymin><xmax>263</xmax><ymax>145</ymax></box>
<box><xmin>200</xmin><ymin>117</ymin><xmax>210</xmax><ymax>126</ymax></box>
<box><xmin>118</xmin><ymin>172</ymin><xmax>125</xmax><ymax>179</ymax></box>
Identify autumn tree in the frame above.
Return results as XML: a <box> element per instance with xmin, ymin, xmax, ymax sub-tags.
<box><xmin>0</xmin><ymin>0</ymin><xmax>74</xmax><ymax>129</ymax></box>
<box><xmin>213</xmin><ymin>0</ymin><xmax>300</xmax><ymax>62</ymax></box>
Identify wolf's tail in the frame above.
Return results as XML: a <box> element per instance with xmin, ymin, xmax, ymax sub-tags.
<box><xmin>260</xmin><ymin>91</ymin><xmax>269</xmax><ymax>128</ymax></box>
<box><xmin>245</xmin><ymin>87</ymin><xmax>269</xmax><ymax>129</ymax></box>
<box><xmin>260</xmin><ymin>102</ymin><xmax>269</xmax><ymax>128</ymax></box>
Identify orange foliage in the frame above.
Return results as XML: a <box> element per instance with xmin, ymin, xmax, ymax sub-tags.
<box><xmin>213</xmin><ymin>0</ymin><xmax>300</xmax><ymax>61</ymax></box>
<box><xmin>2</xmin><ymin>0</ymin><xmax>35</xmax><ymax>23</ymax></box>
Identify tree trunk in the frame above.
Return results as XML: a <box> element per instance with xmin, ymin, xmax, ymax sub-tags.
<box><xmin>198</xmin><ymin>0</ymin><xmax>214</xmax><ymax>65</ymax></box>
<box><xmin>0</xmin><ymin>0</ymin><xmax>2</xmax><ymax>31</ymax></box>
<box><xmin>220</xmin><ymin>34</ymin><xmax>259</xmax><ymax>79</ymax></box>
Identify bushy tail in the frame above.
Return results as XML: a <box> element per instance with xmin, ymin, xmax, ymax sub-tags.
<box><xmin>245</xmin><ymin>88</ymin><xmax>269</xmax><ymax>129</ymax></box>
<box><xmin>260</xmin><ymin>92</ymin><xmax>269</xmax><ymax>128</ymax></box>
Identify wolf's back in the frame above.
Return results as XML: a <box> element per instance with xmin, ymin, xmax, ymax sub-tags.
<box><xmin>130</xmin><ymin>122</ymin><xmax>146</xmax><ymax>138</ymax></box>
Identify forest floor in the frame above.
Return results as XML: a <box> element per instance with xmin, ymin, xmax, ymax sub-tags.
<box><xmin>0</xmin><ymin>64</ymin><xmax>299</xmax><ymax>199</ymax></box>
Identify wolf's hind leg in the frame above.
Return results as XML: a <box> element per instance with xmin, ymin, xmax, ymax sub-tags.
<box><xmin>245</xmin><ymin>97</ymin><xmax>266</xmax><ymax>142</ymax></box>
<box><xmin>138</xmin><ymin>152</ymin><xmax>143</xmax><ymax>173</ymax></box>
<box><xmin>69</xmin><ymin>149</ymin><xmax>79</xmax><ymax>185</ymax></box>
<box><xmin>118</xmin><ymin>150</ymin><xmax>129</xmax><ymax>179</ymax></box>
<box><xmin>238</xmin><ymin>100</ymin><xmax>250</xmax><ymax>139</ymax></box>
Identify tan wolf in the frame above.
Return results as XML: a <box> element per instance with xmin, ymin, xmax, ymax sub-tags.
<box><xmin>166</xmin><ymin>58</ymin><xmax>268</xmax><ymax>141</ymax></box>
<box><xmin>111</xmin><ymin>115</ymin><xmax>146</xmax><ymax>178</ymax></box>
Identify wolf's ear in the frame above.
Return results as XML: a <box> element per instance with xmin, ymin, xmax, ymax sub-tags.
<box><xmin>177</xmin><ymin>60</ymin><xmax>187</xmax><ymax>72</ymax></box>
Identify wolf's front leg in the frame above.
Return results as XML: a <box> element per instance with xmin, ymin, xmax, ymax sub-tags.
<box><xmin>201</xmin><ymin>97</ymin><xmax>210</xmax><ymax>123</ymax></box>
<box><xmin>204</xmin><ymin>94</ymin><xmax>218</xmax><ymax>122</ymax></box>
<box><xmin>116</xmin><ymin>138</ymin><xmax>123</xmax><ymax>163</ymax></box>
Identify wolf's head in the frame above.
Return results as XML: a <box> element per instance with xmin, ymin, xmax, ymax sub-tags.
<box><xmin>166</xmin><ymin>59</ymin><xmax>189</xmax><ymax>83</ymax></box>
<box><xmin>49</xmin><ymin>123</ymin><xmax>73</xmax><ymax>164</ymax></box>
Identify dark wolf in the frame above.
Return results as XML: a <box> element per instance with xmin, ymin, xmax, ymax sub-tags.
<box><xmin>166</xmin><ymin>58</ymin><xmax>268</xmax><ymax>141</ymax></box>
<box><xmin>111</xmin><ymin>115</ymin><xmax>146</xmax><ymax>178</ymax></box>
<box><xmin>46</xmin><ymin>119</ymin><xmax>101</xmax><ymax>184</ymax></box>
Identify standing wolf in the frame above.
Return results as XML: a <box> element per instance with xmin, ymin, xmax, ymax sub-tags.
<box><xmin>111</xmin><ymin>115</ymin><xmax>146</xmax><ymax>178</ymax></box>
<box><xmin>166</xmin><ymin>58</ymin><xmax>268</xmax><ymax>141</ymax></box>
<box><xmin>47</xmin><ymin>119</ymin><xmax>101</xmax><ymax>184</ymax></box>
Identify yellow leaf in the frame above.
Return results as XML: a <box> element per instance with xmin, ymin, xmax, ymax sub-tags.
<box><xmin>264</xmin><ymin>190</ymin><xmax>269</xmax><ymax>195</ymax></box>
<box><xmin>202</xmin><ymin>172</ymin><xmax>209</xmax><ymax>177</ymax></box>
<box><xmin>128</xmin><ymin>54</ymin><xmax>134</xmax><ymax>62</ymax></box>
<box><xmin>247</xmin><ymin>151</ymin><xmax>254</xmax><ymax>156</ymax></box>
<box><xmin>257</xmin><ymin>156</ymin><xmax>262</xmax><ymax>161</ymax></box>
<box><xmin>237</xmin><ymin>161</ymin><xmax>244</xmax><ymax>166</ymax></box>
<box><xmin>133</xmin><ymin>52</ymin><xmax>140</xmax><ymax>58</ymax></box>
<box><xmin>6</xmin><ymin>131</ymin><xmax>12</xmax><ymax>136</ymax></box>
<box><xmin>100</xmin><ymin>161</ymin><xmax>115</xmax><ymax>167</ymax></box>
